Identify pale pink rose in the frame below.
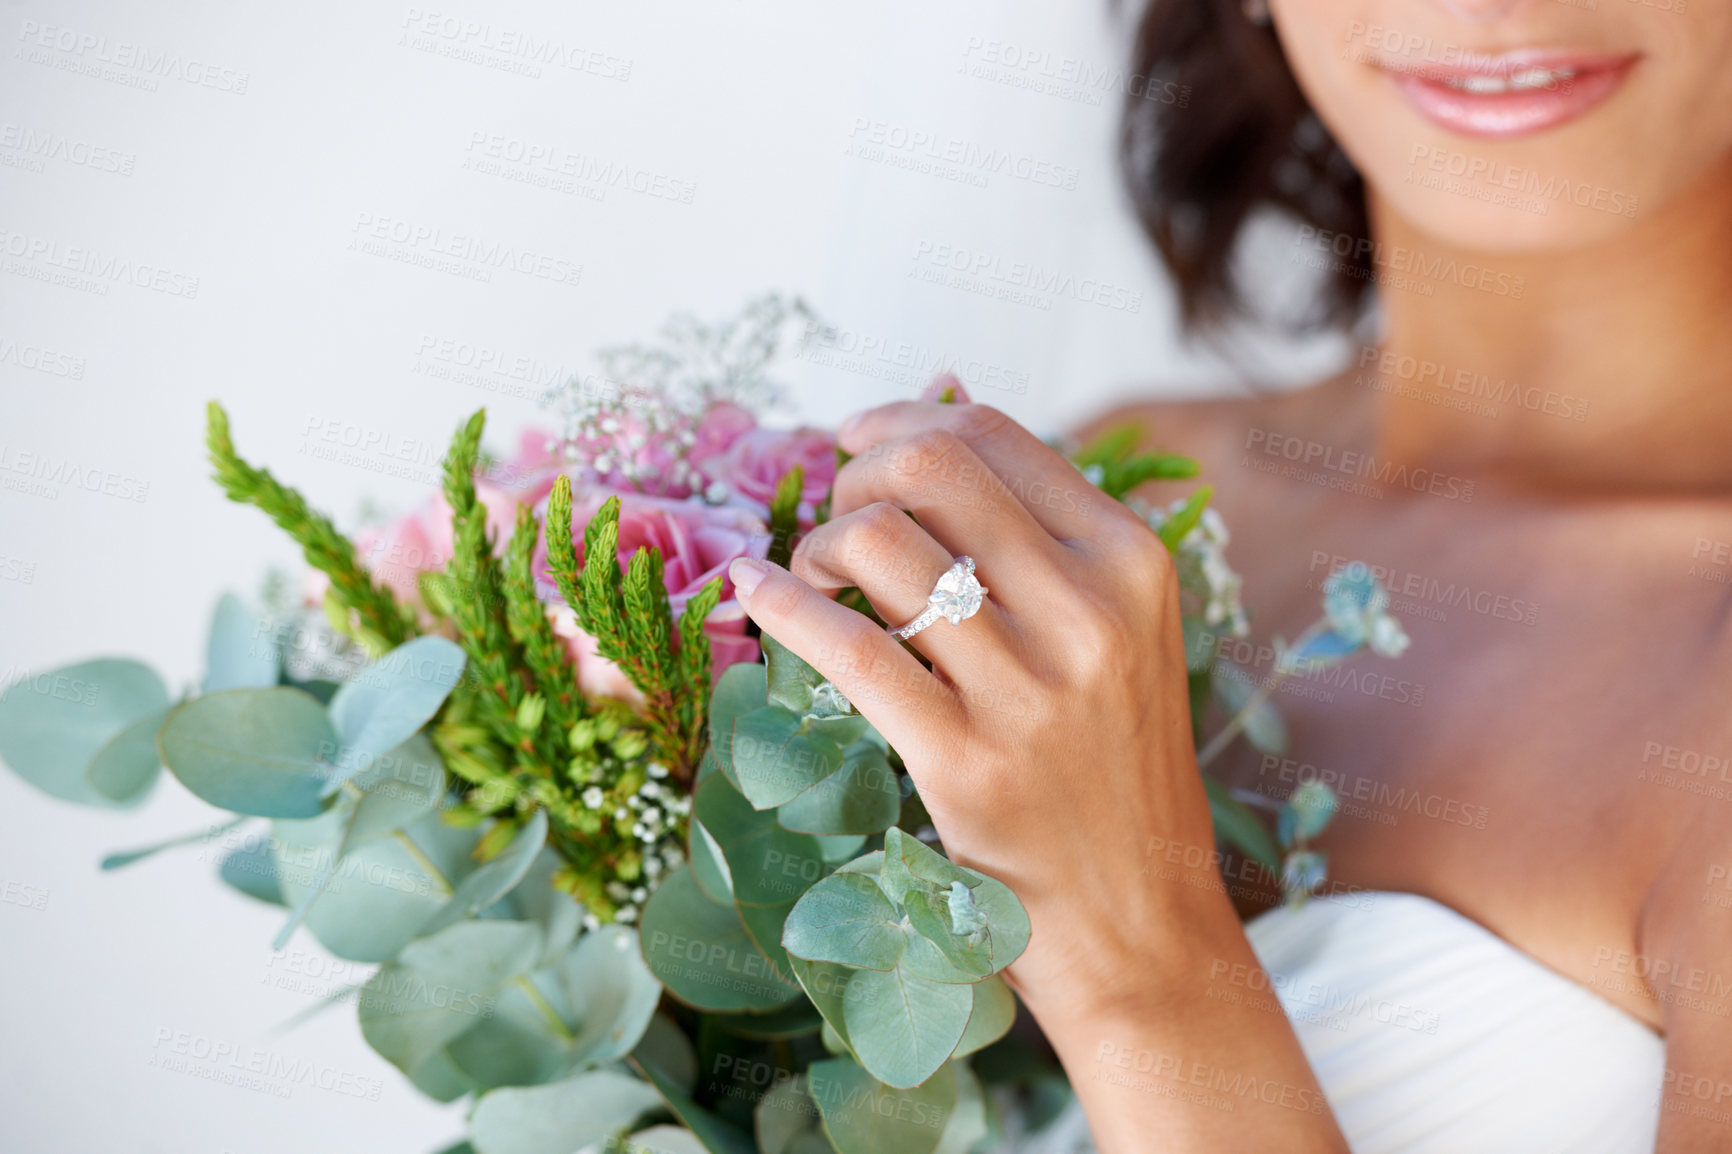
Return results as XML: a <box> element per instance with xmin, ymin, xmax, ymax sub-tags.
<box><xmin>307</xmin><ymin>480</ymin><xmax>524</xmax><ymax>609</ymax></box>
<box><xmin>535</xmin><ymin>486</ymin><xmax>770</xmax><ymax>702</ymax></box>
<box><xmin>701</xmin><ymin>425</ymin><xmax>837</xmax><ymax>518</ymax></box>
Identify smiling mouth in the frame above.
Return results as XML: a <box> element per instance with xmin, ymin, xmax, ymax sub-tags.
<box><xmin>1380</xmin><ymin>51</ymin><xmax>1640</xmax><ymax>138</ymax></box>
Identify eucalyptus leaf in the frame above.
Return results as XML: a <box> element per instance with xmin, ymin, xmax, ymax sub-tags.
<box><xmin>205</xmin><ymin>593</ymin><xmax>280</xmax><ymax>692</ymax></box>
<box><xmin>506</xmin><ymin>849</ymin><xmax>584</xmax><ymax>968</ymax></box>
<box><xmin>786</xmin><ymin>956</ymin><xmax>856</xmax><ymax>1051</ymax></box>
<box><xmin>931</xmin><ymin>1063</ymin><xmax>988</xmax><ymax>1154</ymax></box>
<box><xmin>1279</xmin><ymin>779</ymin><xmax>1339</xmax><ymax>847</ymax></box>
<box><xmin>638</xmin><ymin>867</ymin><xmax>800</xmax><ymax>1013</ymax></box>
<box><xmin>417</xmin><ymin>809</ymin><xmax>548</xmax><ymax>938</ymax></box>
<box><xmin>632</xmin><ymin>1049</ymin><xmax>760</xmax><ymax>1154</ymax></box>
<box><xmin>616</xmin><ymin>1126</ymin><xmax>711</xmax><ymax>1154</ymax></box>
<box><xmin>710</xmin><ymin>664</ymin><xmax>769</xmax><ymax>790</ymax></box>
<box><xmin>776</xmin><ymin>744</ymin><xmax>899</xmax><ymax>837</ymax></box>
<box><xmin>815</xmin><ymin>835</ymin><xmax>869</xmax><ymax>864</ymax></box>
<box><xmin>902</xmin><ymin>888</ymin><xmax>993</xmax><ymax>981</ymax></box>
<box><xmin>731</xmin><ymin>706</ymin><xmax>846</xmax><ymax>810</ymax></box>
<box><xmin>632</xmin><ymin>1013</ymin><xmax>698</xmax><ymax>1094</ymax></box>
<box><xmin>762</xmin><ymin>633</ymin><xmax>819</xmax><ymax>714</ymax></box>
<box><xmin>807</xmin><ymin>1057</ymin><xmax>956</xmax><ymax>1154</ymax></box>
<box><xmin>158</xmin><ymin>687</ymin><xmax>336</xmax><ymax>818</ymax></box>
<box><xmin>347</xmin><ymin>733</ymin><xmax>446</xmax><ymax>840</ymax></box>
<box><xmin>1211</xmin><ymin>662</ymin><xmax>1287</xmax><ymax>756</ymax></box>
<box><xmin>360</xmin><ymin>919</ymin><xmax>544</xmax><ymax>1075</ymax></box>
<box><xmin>695</xmin><ymin>773</ymin><xmax>828</xmax><ymax>978</ymax></box>
<box><xmin>756</xmin><ymin>1076</ymin><xmax>826</xmax><ymax>1154</ymax></box>
<box><xmin>782</xmin><ymin>873</ymin><xmax>905</xmax><ymax>971</ymax></box>
<box><xmin>325</xmin><ymin>636</ymin><xmax>467</xmax><ymax>789</ymax></box>
<box><xmin>0</xmin><ymin>658</ymin><xmax>170</xmax><ymax>806</ymax></box>
<box><xmin>1201</xmin><ymin>776</ymin><xmax>1280</xmax><ymax>872</ymax></box>
<box><xmin>880</xmin><ymin>831</ymin><xmax>1029</xmax><ymax>979</ymax></box>
<box><xmin>468</xmin><ymin>1069</ymin><xmax>663</xmax><ymax>1154</ymax></box>
<box><xmin>278</xmin><ymin>813</ymin><xmax>476</xmax><ymax>962</ymax></box>
<box><xmin>218</xmin><ymin>839</ymin><xmax>285</xmax><ymax>906</ymax></box>
<box><xmin>690</xmin><ymin>818</ymin><xmax>735</xmax><ymax>906</ymax></box>
<box><xmin>950</xmin><ymin>976</ymin><xmax>1015</xmax><ymax>1060</ymax></box>
<box><xmin>86</xmin><ymin>708</ymin><xmax>169</xmax><ymax>804</ymax></box>
<box><xmin>841</xmin><ymin>965</ymin><xmax>972</xmax><ymax>1089</ymax></box>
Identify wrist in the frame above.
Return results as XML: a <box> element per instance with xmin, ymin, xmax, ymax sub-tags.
<box><xmin>1011</xmin><ymin>857</ymin><xmax>1245</xmax><ymax>1026</ymax></box>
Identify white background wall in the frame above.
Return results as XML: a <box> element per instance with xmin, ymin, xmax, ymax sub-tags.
<box><xmin>0</xmin><ymin>1</ymin><xmax>1342</xmax><ymax>1150</ymax></box>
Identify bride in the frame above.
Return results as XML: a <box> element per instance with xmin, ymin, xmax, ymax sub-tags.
<box><xmin>723</xmin><ymin>0</ymin><xmax>1732</xmax><ymax>1150</ymax></box>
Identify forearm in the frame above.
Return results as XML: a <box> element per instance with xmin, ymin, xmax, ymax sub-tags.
<box><xmin>1016</xmin><ymin>880</ymin><xmax>1350</xmax><ymax>1153</ymax></box>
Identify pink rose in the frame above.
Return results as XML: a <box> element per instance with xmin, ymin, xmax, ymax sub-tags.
<box><xmin>701</xmin><ymin>425</ymin><xmax>837</xmax><ymax>519</ymax></box>
<box><xmin>535</xmin><ymin>486</ymin><xmax>770</xmax><ymax>703</ymax></box>
<box><xmin>306</xmin><ymin>480</ymin><xmax>523</xmax><ymax>610</ymax></box>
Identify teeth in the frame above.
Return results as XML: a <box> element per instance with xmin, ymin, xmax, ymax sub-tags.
<box><xmin>1441</xmin><ymin>67</ymin><xmax>1575</xmax><ymax>94</ymax></box>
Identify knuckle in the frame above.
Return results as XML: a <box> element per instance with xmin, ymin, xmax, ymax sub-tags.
<box><xmin>949</xmin><ymin>403</ymin><xmax>1014</xmax><ymax>443</ymax></box>
<box><xmin>886</xmin><ymin>428</ymin><xmax>966</xmax><ymax>480</ymax></box>
<box><xmin>839</xmin><ymin>501</ymin><xmax>911</xmax><ymax>570</ymax></box>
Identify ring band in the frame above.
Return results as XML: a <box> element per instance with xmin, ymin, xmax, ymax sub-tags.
<box><xmin>887</xmin><ymin>556</ymin><xmax>988</xmax><ymax>640</ymax></box>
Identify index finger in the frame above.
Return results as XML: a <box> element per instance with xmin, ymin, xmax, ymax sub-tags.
<box><xmin>728</xmin><ymin>557</ymin><xmax>963</xmax><ymax>765</ymax></box>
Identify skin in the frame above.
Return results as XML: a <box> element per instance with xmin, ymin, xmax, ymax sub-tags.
<box><xmin>730</xmin><ymin>1</ymin><xmax>1732</xmax><ymax>1149</ymax></box>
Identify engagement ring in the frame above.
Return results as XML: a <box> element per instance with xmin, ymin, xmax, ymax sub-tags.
<box><xmin>887</xmin><ymin>556</ymin><xmax>988</xmax><ymax>640</ymax></box>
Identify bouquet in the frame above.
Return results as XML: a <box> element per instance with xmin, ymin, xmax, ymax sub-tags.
<box><xmin>0</xmin><ymin>297</ymin><xmax>1408</xmax><ymax>1154</ymax></box>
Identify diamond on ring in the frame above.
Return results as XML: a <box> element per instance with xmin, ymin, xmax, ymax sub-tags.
<box><xmin>888</xmin><ymin>556</ymin><xmax>988</xmax><ymax>640</ymax></box>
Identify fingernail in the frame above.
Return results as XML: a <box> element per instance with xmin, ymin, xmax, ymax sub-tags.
<box><xmin>729</xmin><ymin>557</ymin><xmax>768</xmax><ymax>598</ymax></box>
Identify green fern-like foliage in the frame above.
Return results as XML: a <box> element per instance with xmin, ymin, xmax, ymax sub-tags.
<box><xmin>541</xmin><ymin>476</ymin><xmax>717</xmax><ymax>783</ymax></box>
<box><xmin>205</xmin><ymin>402</ymin><xmax>417</xmax><ymax>653</ymax></box>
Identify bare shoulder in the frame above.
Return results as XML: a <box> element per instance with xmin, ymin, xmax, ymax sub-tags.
<box><xmin>1072</xmin><ymin>371</ymin><xmax>1368</xmax><ymax>475</ymax></box>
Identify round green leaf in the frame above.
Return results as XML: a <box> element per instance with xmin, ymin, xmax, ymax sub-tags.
<box><xmin>783</xmin><ymin>874</ymin><xmax>906</xmax><ymax>971</ymax></box>
<box><xmin>326</xmin><ymin>636</ymin><xmax>467</xmax><ymax>787</ymax></box>
<box><xmin>689</xmin><ymin>818</ymin><xmax>735</xmax><ymax>905</ymax></box>
<box><xmin>417</xmin><ymin>809</ymin><xmax>548</xmax><ymax>938</ymax></box>
<box><xmin>159</xmin><ymin>687</ymin><xmax>337</xmax><ymax>817</ymax></box>
<box><xmin>731</xmin><ymin>705</ymin><xmax>845</xmax><ymax>809</ymax></box>
<box><xmin>841</xmin><ymin>966</ymin><xmax>972</xmax><ymax>1089</ymax></box>
<box><xmin>85</xmin><ymin>707</ymin><xmax>169</xmax><ymax>804</ymax></box>
<box><xmin>277</xmin><ymin>813</ymin><xmax>476</xmax><ymax>962</ymax></box>
<box><xmin>616</xmin><ymin>1126</ymin><xmax>710</xmax><ymax>1154</ymax></box>
<box><xmin>950</xmin><ymin>976</ymin><xmax>1015</xmax><ymax>1060</ymax></box>
<box><xmin>360</xmin><ymin>919</ymin><xmax>544</xmax><ymax>1074</ymax></box>
<box><xmin>632</xmin><ymin>1013</ymin><xmax>697</xmax><ymax>1093</ymax></box>
<box><xmin>638</xmin><ymin>867</ymin><xmax>799</xmax><ymax>1013</ymax></box>
<box><xmin>0</xmin><ymin>658</ymin><xmax>169</xmax><ymax>806</ymax></box>
<box><xmin>931</xmin><ymin>1063</ymin><xmax>988</xmax><ymax>1154</ymax></box>
<box><xmin>808</xmin><ymin>1057</ymin><xmax>957</xmax><ymax>1154</ymax></box>
<box><xmin>348</xmin><ymin>733</ymin><xmax>446</xmax><ymax>839</ymax></box>
<box><xmin>710</xmin><ymin>663</ymin><xmax>769</xmax><ymax>789</ymax></box>
<box><xmin>777</xmin><ymin>744</ymin><xmax>899</xmax><ymax>836</ymax></box>
<box><xmin>469</xmin><ymin>1069</ymin><xmax>663</xmax><ymax>1154</ymax></box>
<box><xmin>205</xmin><ymin>592</ymin><xmax>280</xmax><ymax>692</ymax></box>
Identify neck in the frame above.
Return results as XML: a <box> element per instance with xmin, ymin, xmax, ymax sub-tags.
<box><xmin>1364</xmin><ymin>153</ymin><xmax>1732</xmax><ymax>494</ymax></box>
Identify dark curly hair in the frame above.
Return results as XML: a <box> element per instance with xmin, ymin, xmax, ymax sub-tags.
<box><xmin>1121</xmin><ymin>0</ymin><xmax>1371</xmax><ymax>333</ymax></box>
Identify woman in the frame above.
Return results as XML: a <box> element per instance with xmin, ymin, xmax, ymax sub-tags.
<box><xmin>725</xmin><ymin>1</ymin><xmax>1732</xmax><ymax>1149</ymax></box>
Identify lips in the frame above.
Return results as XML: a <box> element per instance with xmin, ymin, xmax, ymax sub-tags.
<box><xmin>1382</xmin><ymin>50</ymin><xmax>1640</xmax><ymax>138</ymax></box>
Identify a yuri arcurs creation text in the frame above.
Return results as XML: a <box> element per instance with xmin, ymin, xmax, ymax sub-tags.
<box><xmin>0</xmin><ymin>297</ymin><xmax>1409</xmax><ymax>1154</ymax></box>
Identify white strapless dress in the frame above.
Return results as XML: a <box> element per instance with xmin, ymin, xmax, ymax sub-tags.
<box><xmin>1009</xmin><ymin>891</ymin><xmax>1665</xmax><ymax>1153</ymax></box>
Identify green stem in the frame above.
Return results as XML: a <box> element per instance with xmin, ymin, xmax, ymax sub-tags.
<box><xmin>514</xmin><ymin>975</ymin><xmax>575</xmax><ymax>1042</ymax></box>
<box><xmin>1196</xmin><ymin>620</ymin><xmax>1327</xmax><ymax>769</ymax></box>
<box><xmin>392</xmin><ymin>830</ymin><xmax>454</xmax><ymax>897</ymax></box>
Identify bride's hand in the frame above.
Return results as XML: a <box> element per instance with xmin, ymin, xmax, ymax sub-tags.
<box><xmin>727</xmin><ymin>390</ymin><xmax>1228</xmax><ymax>1016</ymax></box>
